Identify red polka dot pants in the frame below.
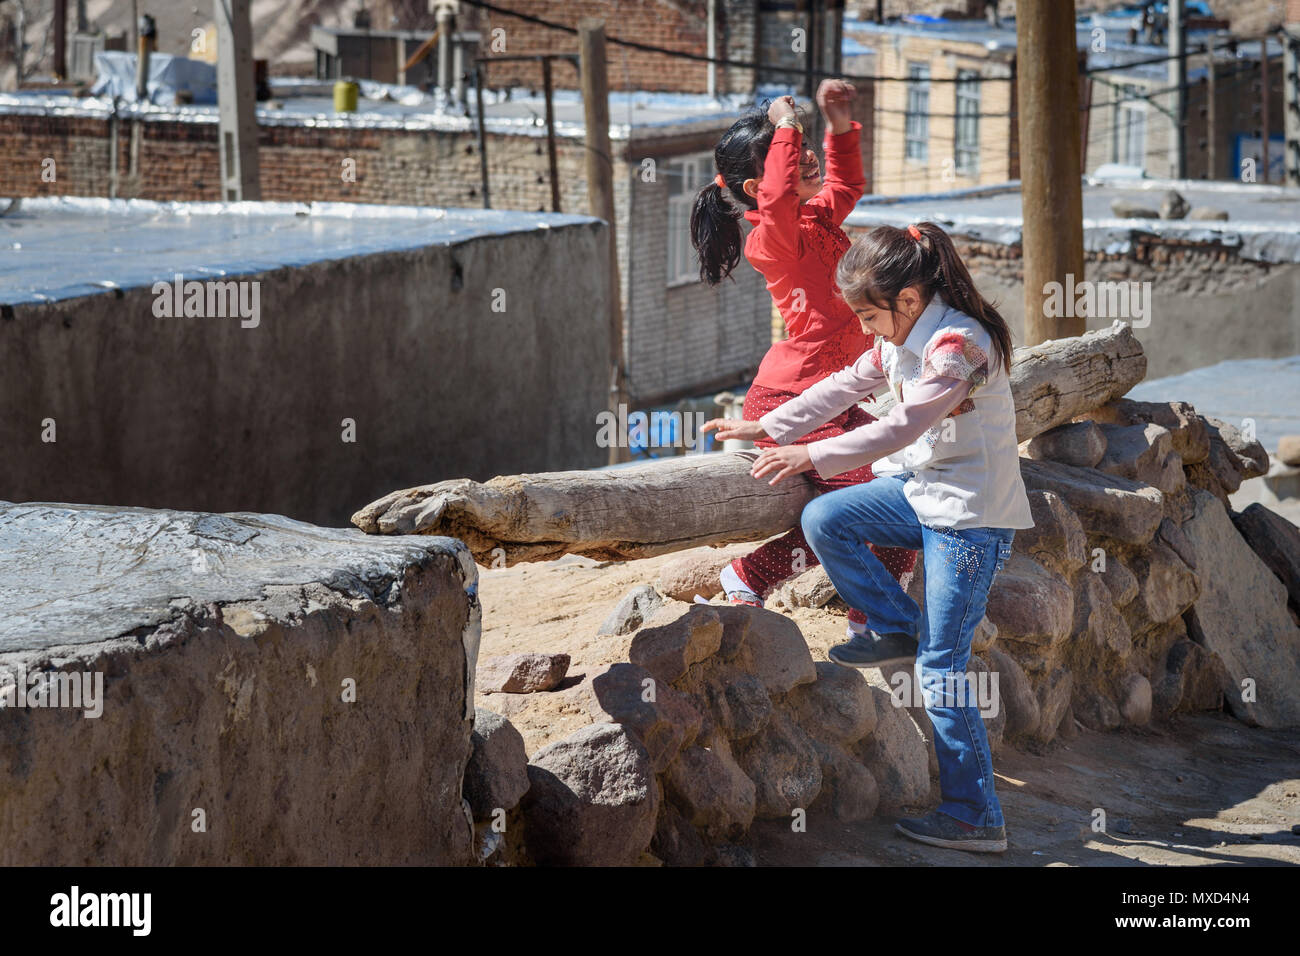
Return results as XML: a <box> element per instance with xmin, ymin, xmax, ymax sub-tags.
<box><xmin>734</xmin><ymin>384</ymin><xmax>918</xmax><ymax>618</ymax></box>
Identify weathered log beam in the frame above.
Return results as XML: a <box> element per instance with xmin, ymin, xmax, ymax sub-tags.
<box><xmin>353</xmin><ymin>324</ymin><xmax>1147</xmax><ymax>565</ymax></box>
<box><xmin>351</xmin><ymin>452</ymin><xmax>815</xmax><ymax>565</ymax></box>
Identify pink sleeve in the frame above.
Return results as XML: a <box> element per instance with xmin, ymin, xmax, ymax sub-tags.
<box><xmin>759</xmin><ymin>347</ymin><xmax>886</xmax><ymax>444</ymax></box>
<box><xmin>807</xmin><ymin>376</ymin><xmax>973</xmax><ymax>479</ymax></box>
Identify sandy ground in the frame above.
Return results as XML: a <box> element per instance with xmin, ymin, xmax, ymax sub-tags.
<box><xmin>477</xmin><ymin>546</ymin><xmax>1300</xmax><ymax>867</ymax></box>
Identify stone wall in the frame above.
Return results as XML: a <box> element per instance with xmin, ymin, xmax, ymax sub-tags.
<box><xmin>0</xmin><ymin>502</ymin><xmax>481</xmax><ymax>866</ymax></box>
<box><xmin>457</xmin><ymin>397</ymin><xmax>1300</xmax><ymax>866</ymax></box>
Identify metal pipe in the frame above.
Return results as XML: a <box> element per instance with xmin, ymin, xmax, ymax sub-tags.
<box><xmin>475</xmin><ymin>62</ymin><xmax>490</xmax><ymax>209</ymax></box>
<box><xmin>542</xmin><ymin>57</ymin><xmax>560</xmax><ymax>212</ymax></box>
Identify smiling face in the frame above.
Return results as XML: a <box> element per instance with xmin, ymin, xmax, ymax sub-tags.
<box><xmin>795</xmin><ymin>147</ymin><xmax>822</xmax><ymax>200</ymax></box>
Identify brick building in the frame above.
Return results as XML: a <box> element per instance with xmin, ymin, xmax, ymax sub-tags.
<box><xmin>845</xmin><ymin>10</ymin><xmax>1287</xmax><ymax>192</ymax></box>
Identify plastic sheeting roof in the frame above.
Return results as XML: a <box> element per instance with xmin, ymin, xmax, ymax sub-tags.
<box><xmin>0</xmin><ymin>196</ymin><xmax>598</xmax><ymax>305</ymax></box>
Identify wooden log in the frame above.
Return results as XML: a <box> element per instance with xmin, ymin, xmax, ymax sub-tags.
<box><xmin>351</xmin><ymin>452</ymin><xmax>814</xmax><ymax>566</ymax></box>
<box><xmin>353</xmin><ymin>324</ymin><xmax>1147</xmax><ymax>565</ymax></box>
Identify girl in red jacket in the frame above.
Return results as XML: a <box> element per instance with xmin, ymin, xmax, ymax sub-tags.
<box><xmin>693</xmin><ymin>81</ymin><xmax>916</xmax><ymax>634</ymax></box>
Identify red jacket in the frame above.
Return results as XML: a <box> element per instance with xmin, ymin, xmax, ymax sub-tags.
<box><xmin>744</xmin><ymin>121</ymin><xmax>869</xmax><ymax>395</ymax></box>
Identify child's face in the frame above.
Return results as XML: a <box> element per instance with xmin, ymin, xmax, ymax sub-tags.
<box><xmin>743</xmin><ymin>147</ymin><xmax>823</xmax><ymax>203</ymax></box>
<box><xmin>848</xmin><ymin>286</ymin><xmax>926</xmax><ymax>345</ymax></box>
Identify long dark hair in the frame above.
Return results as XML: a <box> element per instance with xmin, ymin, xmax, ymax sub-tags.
<box><xmin>835</xmin><ymin>222</ymin><xmax>1014</xmax><ymax>373</ymax></box>
<box><xmin>689</xmin><ymin>108</ymin><xmax>775</xmax><ymax>286</ymax></box>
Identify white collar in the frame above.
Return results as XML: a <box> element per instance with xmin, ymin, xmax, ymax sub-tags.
<box><xmin>898</xmin><ymin>292</ymin><xmax>948</xmax><ymax>357</ymax></box>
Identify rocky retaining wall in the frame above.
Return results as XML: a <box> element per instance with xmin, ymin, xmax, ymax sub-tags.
<box><xmin>461</xmin><ymin>399</ymin><xmax>1300</xmax><ymax>866</ymax></box>
<box><xmin>0</xmin><ymin>502</ymin><xmax>481</xmax><ymax>865</ymax></box>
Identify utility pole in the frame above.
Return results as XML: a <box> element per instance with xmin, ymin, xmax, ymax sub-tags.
<box><xmin>53</xmin><ymin>0</ymin><xmax>67</xmax><ymax>81</ymax></box>
<box><xmin>215</xmin><ymin>0</ymin><xmax>260</xmax><ymax>200</ymax></box>
<box><xmin>1261</xmin><ymin>42</ymin><xmax>1272</xmax><ymax>183</ymax></box>
<box><xmin>1286</xmin><ymin>15</ymin><xmax>1300</xmax><ymax>187</ymax></box>
<box><xmin>1169</xmin><ymin>0</ymin><xmax>1186</xmax><ymax>179</ymax></box>
<box><xmin>579</xmin><ymin>20</ymin><xmax>626</xmax><ymax>466</ymax></box>
<box><xmin>1017</xmin><ymin>0</ymin><xmax>1085</xmax><ymax>344</ymax></box>
<box><xmin>1205</xmin><ymin>39</ymin><xmax>1217</xmax><ymax>178</ymax></box>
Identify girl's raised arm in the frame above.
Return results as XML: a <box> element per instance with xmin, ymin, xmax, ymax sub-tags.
<box><xmin>749</xmin><ymin>98</ymin><xmax>804</xmax><ymax>263</ymax></box>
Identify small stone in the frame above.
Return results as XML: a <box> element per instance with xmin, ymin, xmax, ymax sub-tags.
<box><xmin>1278</xmin><ymin>435</ymin><xmax>1300</xmax><ymax>467</ymax></box>
<box><xmin>655</xmin><ymin>545</ymin><xmax>750</xmax><ymax>602</ymax></box>
<box><xmin>478</xmin><ymin>652</ymin><xmax>570</xmax><ymax>694</ymax></box>
<box><xmin>783</xmin><ymin>661</ymin><xmax>877</xmax><ymax>744</ymax></box>
<box><xmin>1111</xmin><ymin>197</ymin><xmax>1159</xmax><ymax>219</ymax></box>
<box><xmin>1113</xmin><ymin>817</ymin><xmax>1134</xmax><ymax>834</ymax></box>
<box><xmin>597</xmin><ymin>584</ymin><xmax>664</xmax><ymax>636</ymax></box>
<box><xmin>1188</xmin><ymin>206</ymin><xmax>1229</xmax><ymax>221</ymax></box>
<box><xmin>1024</xmin><ymin>421</ymin><xmax>1107</xmax><ymax>469</ymax></box>
<box><xmin>1159</xmin><ymin>189</ymin><xmax>1190</xmax><ymax>220</ymax></box>
<box><xmin>629</xmin><ymin>605</ymin><xmax>723</xmax><ymax>684</ymax></box>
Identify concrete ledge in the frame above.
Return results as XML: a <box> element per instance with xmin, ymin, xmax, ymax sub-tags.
<box><xmin>0</xmin><ymin>502</ymin><xmax>480</xmax><ymax>865</ymax></box>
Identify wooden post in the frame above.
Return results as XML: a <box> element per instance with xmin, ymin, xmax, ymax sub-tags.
<box><xmin>1261</xmin><ymin>45</ymin><xmax>1272</xmax><ymax>184</ymax></box>
<box><xmin>1205</xmin><ymin>39</ymin><xmax>1217</xmax><ymax>179</ymax></box>
<box><xmin>474</xmin><ymin>62</ymin><xmax>490</xmax><ymax>209</ymax></box>
<box><xmin>1016</xmin><ymin>0</ymin><xmax>1085</xmax><ymax>344</ymax></box>
<box><xmin>53</xmin><ymin>0</ymin><xmax>67</xmax><ymax>81</ymax></box>
<box><xmin>1286</xmin><ymin>22</ymin><xmax>1300</xmax><ymax>187</ymax></box>
<box><xmin>215</xmin><ymin>0</ymin><xmax>260</xmax><ymax>201</ymax></box>
<box><xmin>1169</xmin><ymin>0</ymin><xmax>1186</xmax><ymax>179</ymax></box>
<box><xmin>579</xmin><ymin>20</ymin><xmax>626</xmax><ymax>466</ymax></box>
<box><xmin>542</xmin><ymin>57</ymin><xmax>561</xmax><ymax>212</ymax></box>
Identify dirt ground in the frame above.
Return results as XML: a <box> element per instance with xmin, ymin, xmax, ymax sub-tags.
<box><xmin>476</xmin><ymin>547</ymin><xmax>1300</xmax><ymax>867</ymax></box>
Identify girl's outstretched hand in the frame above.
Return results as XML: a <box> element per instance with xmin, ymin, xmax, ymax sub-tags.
<box><xmin>816</xmin><ymin>79</ymin><xmax>856</xmax><ymax>135</ymax></box>
<box><xmin>751</xmin><ymin>445</ymin><xmax>813</xmax><ymax>485</ymax></box>
<box><xmin>701</xmin><ymin>418</ymin><xmax>768</xmax><ymax>443</ymax></box>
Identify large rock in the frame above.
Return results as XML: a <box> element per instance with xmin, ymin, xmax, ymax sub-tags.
<box><xmin>679</xmin><ymin>660</ymin><xmax>773</xmax><ymax>741</ymax></box>
<box><xmin>1279</xmin><ymin>435</ymin><xmax>1300</xmax><ymax>467</ymax></box>
<box><xmin>986</xmin><ymin>647</ymin><xmax>1040</xmax><ymax>741</ymax></box>
<box><xmin>1085</xmin><ymin>399</ymin><xmax>1209</xmax><ymax>464</ymax></box>
<box><xmin>1186</xmin><ymin>418</ymin><xmax>1269</xmax><ymax>502</ymax></box>
<box><xmin>1034</xmin><ymin>667</ymin><xmax>1074</xmax><ymax>743</ymax></box>
<box><xmin>1181</xmin><ymin>490</ymin><xmax>1300</xmax><ymax>728</ymax></box>
<box><xmin>1159</xmin><ymin>189</ymin><xmax>1190</xmax><ymax>220</ymax></box>
<box><xmin>1151</xmin><ymin>638</ymin><xmax>1228</xmax><ymax>720</ymax></box>
<box><xmin>663</xmin><ymin>736</ymin><xmax>756</xmax><ymax>838</ymax></box>
<box><xmin>628</xmin><ymin>604</ymin><xmax>723</xmax><ymax>684</ymax></box>
<box><xmin>1024</xmin><ymin>420</ymin><xmax>1106</xmax><ymax>468</ymax></box>
<box><xmin>0</xmin><ymin>502</ymin><xmax>480</xmax><ymax>865</ymax></box>
<box><xmin>785</xmin><ymin>566</ymin><xmax>837</xmax><ymax>608</ymax></box>
<box><xmin>730</xmin><ymin>608</ymin><xmax>817</xmax><ymax>695</ymax></box>
<box><xmin>1013</xmin><ymin>490</ymin><xmax>1087</xmax><ymax>577</ymax></box>
<box><xmin>858</xmin><ymin>685</ymin><xmax>930</xmax><ymax>809</ymax></box>
<box><xmin>1072</xmin><ymin>572</ymin><xmax>1133</xmax><ymax>659</ymax></box>
<box><xmin>464</xmin><ymin>708</ymin><xmax>530</xmax><ymax>820</ymax></box>
<box><xmin>1097</xmin><ymin>556</ymin><xmax>1139</xmax><ymax>607</ymax></box>
<box><xmin>1123</xmin><ymin>542</ymin><xmax>1200</xmax><ymax>636</ymax></box>
<box><xmin>597</xmin><ymin>584</ymin><xmax>665</xmax><ymax>636</ymax></box>
<box><xmin>1096</xmin><ymin>423</ymin><xmax>1185</xmax><ymax>494</ymax></box>
<box><xmin>1119</xmin><ymin>672</ymin><xmax>1152</xmax><ymax>726</ymax></box>
<box><xmin>522</xmin><ymin>722</ymin><xmax>660</xmax><ymax>866</ymax></box>
<box><xmin>478</xmin><ymin>652</ymin><xmax>570</xmax><ymax>694</ymax></box>
<box><xmin>1020</xmin><ymin>458</ymin><xmax>1163</xmax><ymax>546</ymax></box>
<box><xmin>984</xmin><ymin>553</ymin><xmax>1074</xmax><ymax>652</ymax></box>
<box><xmin>1232</xmin><ymin>503</ymin><xmax>1300</xmax><ymax>620</ymax></box>
<box><xmin>655</xmin><ymin>545</ymin><xmax>751</xmax><ymax>603</ymax></box>
<box><xmin>783</xmin><ymin>661</ymin><xmax>877</xmax><ymax>744</ymax></box>
<box><xmin>733</xmin><ymin>709</ymin><xmax>823</xmax><ymax>818</ymax></box>
<box><xmin>809</xmin><ymin>738</ymin><xmax>880</xmax><ymax>822</ymax></box>
<box><xmin>583</xmin><ymin>662</ymin><xmax>702</xmax><ymax>773</ymax></box>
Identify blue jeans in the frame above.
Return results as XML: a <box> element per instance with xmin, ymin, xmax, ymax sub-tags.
<box><xmin>801</xmin><ymin>473</ymin><xmax>1014</xmax><ymax>828</ymax></box>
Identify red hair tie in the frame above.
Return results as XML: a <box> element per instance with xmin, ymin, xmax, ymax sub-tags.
<box><xmin>715</xmin><ymin>173</ymin><xmax>727</xmax><ymax>189</ymax></box>
<box><xmin>907</xmin><ymin>224</ymin><xmax>922</xmax><ymax>240</ymax></box>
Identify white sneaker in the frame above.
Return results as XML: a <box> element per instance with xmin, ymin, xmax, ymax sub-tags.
<box><xmin>720</xmin><ymin>562</ymin><xmax>764</xmax><ymax>607</ymax></box>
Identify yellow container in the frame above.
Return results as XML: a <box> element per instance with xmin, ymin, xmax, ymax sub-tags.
<box><xmin>333</xmin><ymin>80</ymin><xmax>359</xmax><ymax>113</ymax></box>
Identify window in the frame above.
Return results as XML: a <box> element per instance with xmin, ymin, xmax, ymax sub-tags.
<box><xmin>905</xmin><ymin>62</ymin><xmax>930</xmax><ymax>162</ymax></box>
<box><xmin>666</xmin><ymin>154</ymin><xmax>713</xmax><ymax>286</ymax></box>
<box><xmin>1117</xmin><ymin>84</ymin><xmax>1147</xmax><ymax>169</ymax></box>
<box><xmin>954</xmin><ymin>69</ymin><xmax>980</xmax><ymax>176</ymax></box>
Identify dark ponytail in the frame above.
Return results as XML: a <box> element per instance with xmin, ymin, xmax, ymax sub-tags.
<box><xmin>835</xmin><ymin>221</ymin><xmax>1014</xmax><ymax>373</ymax></box>
<box><xmin>690</xmin><ymin>108</ymin><xmax>775</xmax><ymax>286</ymax></box>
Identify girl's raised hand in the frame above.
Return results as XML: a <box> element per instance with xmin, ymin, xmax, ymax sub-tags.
<box><xmin>816</xmin><ymin>79</ymin><xmax>856</xmax><ymax>134</ymax></box>
<box><xmin>767</xmin><ymin>95</ymin><xmax>798</xmax><ymax>126</ymax></box>
<box><xmin>751</xmin><ymin>445</ymin><xmax>813</xmax><ymax>485</ymax></box>
<box><xmin>701</xmin><ymin>418</ymin><xmax>768</xmax><ymax>443</ymax></box>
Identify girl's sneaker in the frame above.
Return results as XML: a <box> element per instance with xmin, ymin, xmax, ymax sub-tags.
<box><xmin>828</xmin><ymin>629</ymin><xmax>918</xmax><ymax>669</ymax></box>
<box><xmin>720</xmin><ymin>560</ymin><xmax>764</xmax><ymax>608</ymax></box>
<box><xmin>895</xmin><ymin>810</ymin><xmax>1007</xmax><ymax>853</ymax></box>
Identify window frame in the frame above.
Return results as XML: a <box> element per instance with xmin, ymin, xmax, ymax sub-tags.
<box><xmin>665</xmin><ymin>153</ymin><xmax>715</xmax><ymax>288</ymax></box>
<box><xmin>954</xmin><ymin>68</ymin><xmax>981</xmax><ymax>177</ymax></box>
<box><xmin>904</xmin><ymin>61</ymin><xmax>931</xmax><ymax>163</ymax></box>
